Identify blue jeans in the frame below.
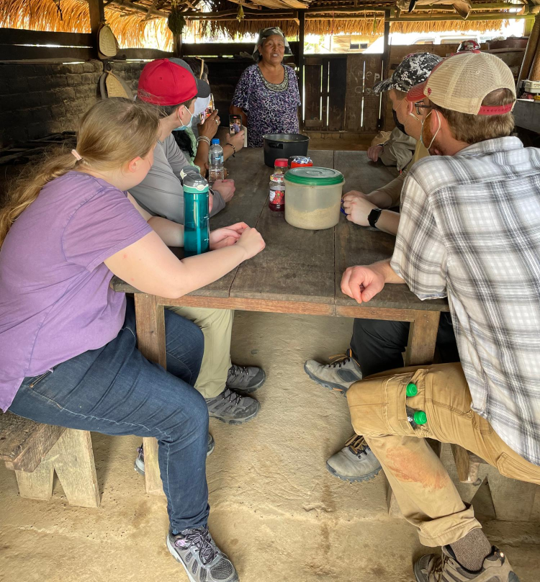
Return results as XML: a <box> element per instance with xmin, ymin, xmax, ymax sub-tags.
<box><xmin>9</xmin><ymin>299</ymin><xmax>209</xmax><ymax>533</ymax></box>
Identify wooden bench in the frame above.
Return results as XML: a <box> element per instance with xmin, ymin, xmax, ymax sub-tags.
<box><xmin>0</xmin><ymin>412</ymin><xmax>100</xmax><ymax>508</ymax></box>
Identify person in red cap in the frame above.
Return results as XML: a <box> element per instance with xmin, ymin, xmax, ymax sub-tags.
<box><xmin>339</xmin><ymin>52</ymin><xmax>540</xmax><ymax>581</ymax></box>
<box><xmin>131</xmin><ymin>60</ymin><xmax>267</xmax><ymax>465</ymax></box>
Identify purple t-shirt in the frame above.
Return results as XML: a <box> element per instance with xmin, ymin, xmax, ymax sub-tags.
<box><xmin>0</xmin><ymin>171</ymin><xmax>152</xmax><ymax>411</ymax></box>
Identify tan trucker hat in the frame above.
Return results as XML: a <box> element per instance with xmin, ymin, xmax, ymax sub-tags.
<box><xmin>407</xmin><ymin>51</ymin><xmax>516</xmax><ymax>116</ymax></box>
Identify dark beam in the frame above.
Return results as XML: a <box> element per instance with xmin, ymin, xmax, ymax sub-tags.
<box><xmin>88</xmin><ymin>0</ymin><xmax>105</xmax><ymax>36</ymax></box>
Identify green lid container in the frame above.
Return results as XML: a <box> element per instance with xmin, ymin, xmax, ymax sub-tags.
<box><xmin>413</xmin><ymin>410</ymin><xmax>427</xmax><ymax>425</ymax></box>
<box><xmin>285</xmin><ymin>167</ymin><xmax>344</xmax><ymax>186</ymax></box>
<box><xmin>406</xmin><ymin>383</ymin><xmax>418</xmax><ymax>398</ymax></box>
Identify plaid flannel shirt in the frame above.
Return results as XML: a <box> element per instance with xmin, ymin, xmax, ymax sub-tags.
<box><xmin>391</xmin><ymin>137</ymin><xmax>540</xmax><ymax>466</ymax></box>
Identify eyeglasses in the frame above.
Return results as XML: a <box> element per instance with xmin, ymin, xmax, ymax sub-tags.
<box><xmin>414</xmin><ymin>102</ymin><xmax>433</xmax><ymax>116</ymax></box>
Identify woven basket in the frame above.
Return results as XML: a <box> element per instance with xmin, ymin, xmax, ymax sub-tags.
<box><xmin>104</xmin><ymin>72</ymin><xmax>132</xmax><ymax>99</ymax></box>
<box><xmin>98</xmin><ymin>24</ymin><xmax>118</xmax><ymax>59</ymax></box>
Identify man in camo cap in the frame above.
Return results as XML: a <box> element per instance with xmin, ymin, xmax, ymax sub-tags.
<box><xmin>347</xmin><ymin>52</ymin><xmax>443</xmax><ymax>235</ymax></box>
<box><xmin>304</xmin><ymin>55</ymin><xmax>459</xmax><ymax>476</ymax></box>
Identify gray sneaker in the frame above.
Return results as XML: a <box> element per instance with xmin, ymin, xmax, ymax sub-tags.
<box><xmin>226</xmin><ymin>364</ymin><xmax>266</xmax><ymax>394</ymax></box>
<box><xmin>134</xmin><ymin>434</ymin><xmax>215</xmax><ymax>475</ymax></box>
<box><xmin>167</xmin><ymin>527</ymin><xmax>238</xmax><ymax>582</ymax></box>
<box><xmin>414</xmin><ymin>545</ymin><xmax>519</xmax><ymax>582</ymax></box>
<box><xmin>304</xmin><ymin>349</ymin><xmax>362</xmax><ymax>396</ymax></box>
<box><xmin>326</xmin><ymin>434</ymin><xmax>382</xmax><ymax>482</ymax></box>
<box><xmin>206</xmin><ymin>387</ymin><xmax>260</xmax><ymax>424</ymax></box>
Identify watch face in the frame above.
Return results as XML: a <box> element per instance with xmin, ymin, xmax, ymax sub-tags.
<box><xmin>368</xmin><ymin>208</ymin><xmax>382</xmax><ymax>228</ymax></box>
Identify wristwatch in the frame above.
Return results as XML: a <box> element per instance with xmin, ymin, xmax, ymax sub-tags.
<box><xmin>368</xmin><ymin>208</ymin><xmax>382</xmax><ymax>228</ymax></box>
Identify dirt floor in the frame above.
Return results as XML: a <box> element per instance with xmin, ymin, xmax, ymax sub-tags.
<box><xmin>1</xmin><ymin>311</ymin><xmax>540</xmax><ymax>582</ymax></box>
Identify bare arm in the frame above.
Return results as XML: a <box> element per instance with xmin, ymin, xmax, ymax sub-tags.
<box><xmin>128</xmin><ymin>193</ymin><xmax>184</xmax><ymax>247</ymax></box>
<box><xmin>105</xmin><ymin>226</ymin><xmax>265</xmax><ymax>299</ymax></box>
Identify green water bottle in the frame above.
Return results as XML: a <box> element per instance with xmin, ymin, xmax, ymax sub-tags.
<box><xmin>183</xmin><ymin>173</ymin><xmax>210</xmax><ymax>257</ymax></box>
<box><xmin>406</xmin><ymin>406</ymin><xmax>427</xmax><ymax>429</ymax></box>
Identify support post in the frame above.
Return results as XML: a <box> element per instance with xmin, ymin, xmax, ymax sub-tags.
<box><xmin>88</xmin><ymin>0</ymin><xmax>105</xmax><ymax>36</ymax></box>
<box><xmin>88</xmin><ymin>0</ymin><xmax>105</xmax><ymax>59</ymax></box>
<box><xmin>378</xmin><ymin>9</ymin><xmax>391</xmax><ymax>130</ymax></box>
<box><xmin>174</xmin><ymin>33</ymin><xmax>182</xmax><ymax>57</ymax></box>
<box><xmin>298</xmin><ymin>9</ymin><xmax>306</xmax><ymax>129</ymax></box>
<box><xmin>518</xmin><ymin>14</ymin><xmax>540</xmax><ymax>87</ymax></box>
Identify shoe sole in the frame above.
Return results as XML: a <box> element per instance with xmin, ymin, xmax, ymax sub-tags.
<box><xmin>413</xmin><ymin>558</ymin><xmax>428</xmax><ymax>582</ymax></box>
<box><xmin>227</xmin><ymin>370</ymin><xmax>267</xmax><ymax>394</ymax></box>
<box><xmin>303</xmin><ymin>363</ymin><xmax>348</xmax><ymax>397</ymax></box>
<box><xmin>134</xmin><ymin>439</ymin><xmax>215</xmax><ymax>476</ymax></box>
<box><xmin>209</xmin><ymin>405</ymin><xmax>260</xmax><ymax>425</ymax></box>
<box><xmin>325</xmin><ymin>461</ymin><xmax>382</xmax><ymax>483</ymax></box>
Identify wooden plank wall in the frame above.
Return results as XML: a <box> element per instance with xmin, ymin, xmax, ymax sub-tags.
<box><xmin>304</xmin><ymin>56</ymin><xmax>347</xmax><ymax>131</ymax></box>
<box><xmin>345</xmin><ymin>54</ymin><xmax>383</xmax><ymax>133</ymax></box>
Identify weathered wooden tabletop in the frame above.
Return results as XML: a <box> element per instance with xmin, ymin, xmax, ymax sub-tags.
<box><xmin>111</xmin><ymin>148</ymin><xmax>449</xmax><ymax>496</ymax></box>
<box><xmin>112</xmin><ymin>148</ymin><xmax>448</xmax><ymax>316</ymax></box>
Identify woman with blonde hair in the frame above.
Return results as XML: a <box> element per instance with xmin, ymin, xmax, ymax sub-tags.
<box><xmin>0</xmin><ymin>97</ymin><xmax>264</xmax><ymax>582</ymax></box>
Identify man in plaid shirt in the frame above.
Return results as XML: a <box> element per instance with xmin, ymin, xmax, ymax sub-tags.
<box><xmin>343</xmin><ymin>52</ymin><xmax>540</xmax><ymax>582</ymax></box>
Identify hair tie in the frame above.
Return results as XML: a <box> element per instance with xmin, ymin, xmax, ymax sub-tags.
<box><xmin>71</xmin><ymin>149</ymin><xmax>83</xmax><ymax>161</ymax></box>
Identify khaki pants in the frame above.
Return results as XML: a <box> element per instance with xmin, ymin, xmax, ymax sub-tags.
<box><xmin>168</xmin><ymin>306</ymin><xmax>233</xmax><ymax>399</ymax></box>
<box><xmin>347</xmin><ymin>363</ymin><xmax>540</xmax><ymax>547</ymax></box>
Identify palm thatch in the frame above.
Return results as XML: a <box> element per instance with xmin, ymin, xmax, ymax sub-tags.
<box><xmin>0</xmin><ymin>0</ymin><xmax>521</xmax><ymax>48</ymax></box>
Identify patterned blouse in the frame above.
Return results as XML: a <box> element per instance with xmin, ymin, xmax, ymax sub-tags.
<box><xmin>232</xmin><ymin>64</ymin><xmax>301</xmax><ymax>148</ymax></box>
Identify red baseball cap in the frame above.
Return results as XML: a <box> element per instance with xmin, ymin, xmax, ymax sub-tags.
<box><xmin>137</xmin><ymin>58</ymin><xmax>210</xmax><ymax>106</ymax></box>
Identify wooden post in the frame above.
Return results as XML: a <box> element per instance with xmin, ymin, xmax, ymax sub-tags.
<box><xmin>134</xmin><ymin>294</ymin><xmax>167</xmax><ymax>496</ymax></box>
<box><xmin>518</xmin><ymin>14</ymin><xmax>540</xmax><ymax>86</ymax></box>
<box><xmin>88</xmin><ymin>0</ymin><xmax>105</xmax><ymax>59</ymax></box>
<box><xmin>88</xmin><ymin>0</ymin><xmax>105</xmax><ymax>35</ymax></box>
<box><xmin>298</xmin><ymin>9</ymin><xmax>306</xmax><ymax>128</ymax></box>
<box><xmin>174</xmin><ymin>33</ymin><xmax>182</xmax><ymax>57</ymax></box>
<box><xmin>378</xmin><ymin>9</ymin><xmax>391</xmax><ymax>130</ymax></box>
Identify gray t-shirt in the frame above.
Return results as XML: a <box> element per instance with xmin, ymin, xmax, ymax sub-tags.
<box><xmin>130</xmin><ymin>133</ymin><xmax>225</xmax><ymax>224</ymax></box>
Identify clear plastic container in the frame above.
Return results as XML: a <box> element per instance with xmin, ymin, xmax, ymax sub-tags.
<box><xmin>209</xmin><ymin>138</ymin><xmax>224</xmax><ymax>184</ymax></box>
<box><xmin>284</xmin><ymin>167</ymin><xmax>344</xmax><ymax>230</ymax></box>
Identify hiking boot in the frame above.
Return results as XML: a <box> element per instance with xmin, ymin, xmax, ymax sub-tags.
<box><xmin>206</xmin><ymin>387</ymin><xmax>260</xmax><ymax>425</ymax></box>
<box><xmin>326</xmin><ymin>434</ymin><xmax>382</xmax><ymax>482</ymax></box>
<box><xmin>134</xmin><ymin>434</ymin><xmax>215</xmax><ymax>476</ymax></box>
<box><xmin>414</xmin><ymin>546</ymin><xmax>519</xmax><ymax>582</ymax></box>
<box><xmin>304</xmin><ymin>349</ymin><xmax>362</xmax><ymax>396</ymax></box>
<box><xmin>226</xmin><ymin>364</ymin><xmax>266</xmax><ymax>394</ymax></box>
<box><xmin>167</xmin><ymin>527</ymin><xmax>238</xmax><ymax>582</ymax></box>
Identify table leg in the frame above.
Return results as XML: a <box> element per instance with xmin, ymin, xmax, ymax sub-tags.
<box><xmin>134</xmin><ymin>294</ymin><xmax>166</xmax><ymax>496</ymax></box>
<box><xmin>404</xmin><ymin>310</ymin><xmax>440</xmax><ymax>366</ymax></box>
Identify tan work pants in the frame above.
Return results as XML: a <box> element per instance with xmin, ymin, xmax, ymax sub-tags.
<box><xmin>347</xmin><ymin>363</ymin><xmax>540</xmax><ymax>547</ymax></box>
<box><xmin>168</xmin><ymin>306</ymin><xmax>233</xmax><ymax>399</ymax></box>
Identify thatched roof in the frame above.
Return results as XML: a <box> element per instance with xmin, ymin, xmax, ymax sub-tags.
<box><xmin>0</xmin><ymin>0</ymin><xmax>528</xmax><ymax>48</ymax></box>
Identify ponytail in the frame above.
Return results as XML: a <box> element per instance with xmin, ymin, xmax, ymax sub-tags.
<box><xmin>0</xmin><ymin>98</ymin><xmax>159</xmax><ymax>249</ymax></box>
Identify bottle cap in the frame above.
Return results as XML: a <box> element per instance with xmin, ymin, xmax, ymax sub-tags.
<box><xmin>274</xmin><ymin>158</ymin><xmax>288</xmax><ymax>167</ymax></box>
<box><xmin>413</xmin><ymin>410</ymin><xmax>427</xmax><ymax>425</ymax></box>
<box><xmin>211</xmin><ymin>138</ymin><xmax>220</xmax><ymax>145</ymax></box>
<box><xmin>406</xmin><ymin>383</ymin><xmax>418</xmax><ymax>397</ymax></box>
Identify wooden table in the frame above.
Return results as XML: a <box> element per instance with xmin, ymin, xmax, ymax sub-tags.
<box><xmin>112</xmin><ymin>149</ymin><xmax>449</xmax><ymax>494</ymax></box>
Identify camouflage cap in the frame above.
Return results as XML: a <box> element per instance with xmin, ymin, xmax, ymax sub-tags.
<box><xmin>373</xmin><ymin>52</ymin><xmax>442</xmax><ymax>95</ymax></box>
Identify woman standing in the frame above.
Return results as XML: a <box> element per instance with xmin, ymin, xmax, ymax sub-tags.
<box><xmin>231</xmin><ymin>27</ymin><xmax>301</xmax><ymax>148</ymax></box>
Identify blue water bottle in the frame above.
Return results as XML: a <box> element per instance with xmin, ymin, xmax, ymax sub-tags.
<box><xmin>183</xmin><ymin>173</ymin><xmax>210</xmax><ymax>257</ymax></box>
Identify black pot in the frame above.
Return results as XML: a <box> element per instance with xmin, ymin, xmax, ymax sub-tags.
<box><xmin>263</xmin><ymin>133</ymin><xmax>310</xmax><ymax>167</ymax></box>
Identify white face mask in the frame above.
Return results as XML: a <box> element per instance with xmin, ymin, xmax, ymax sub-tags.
<box><xmin>193</xmin><ymin>95</ymin><xmax>211</xmax><ymax>120</ymax></box>
<box><xmin>420</xmin><ymin>110</ymin><xmax>441</xmax><ymax>151</ymax></box>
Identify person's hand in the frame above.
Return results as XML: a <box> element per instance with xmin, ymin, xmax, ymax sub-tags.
<box><xmin>341</xmin><ymin>265</ymin><xmax>385</xmax><ymax>304</ymax></box>
<box><xmin>367</xmin><ymin>144</ymin><xmax>383</xmax><ymax>163</ymax></box>
<box><xmin>212</xmin><ymin>179</ymin><xmax>235</xmax><ymax>203</ymax></box>
<box><xmin>226</xmin><ymin>130</ymin><xmax>245</xmax><ymax>153</ymax></box>
<box><xmin>342</xmin><ymin>192</ymin><xmax>377</xmax><ymax>226</ymax></box>
<box><xmin>198</xmin><ymin>110</ymin><xmax>220</xmax><ymax>140</ymax></box>
<box><xmin>209</xmin><ymin>222</ymin><xmax>248</xmax><ymax>250</ymax></box>
<box><xmin>236</xmin><ymin>226</ymin><xmax>265</xmax><ymax>260</ymax></box>
<box><xmin>343</xmin><ymin>189</ymin><xmax>368</xmax><ymax>201</ymax></box>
